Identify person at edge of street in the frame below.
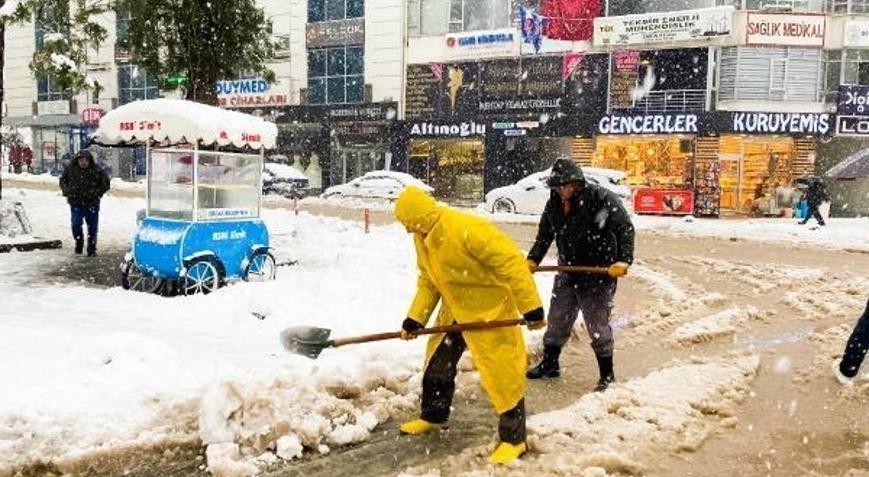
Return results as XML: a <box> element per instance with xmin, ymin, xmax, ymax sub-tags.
<box><xmin>525</xmin><ymin>157</ymin><xmax>635</xmax><ymax>392</ymax></box>
<box><xmin>393</xmin><ymin>185</ymin><xmax>546</xmax><ymax>465</ymax></box>
<box><xmin>59</xmin><ymin>150</ymin><xmax>110</xmax><ymax>257</ymax></box>
<box><xmin>799</xmin><ymin>176</ymin><xmax>829</xmax><ymax>226</ymax></box>
<box><xmin>834</xmin><ymin>298</ymin><xmax>869</xmax><ymax>385</ymax></box>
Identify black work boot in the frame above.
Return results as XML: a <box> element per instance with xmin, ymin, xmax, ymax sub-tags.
<box><xmin>527</xmin><ymin>345</ymin><xmax>561</xmax><ymax>379</ymax></box>
<box><xmin>594</xmin><ymin>354</ymin><xmax>615</xmax><ymax>392</ymax></box>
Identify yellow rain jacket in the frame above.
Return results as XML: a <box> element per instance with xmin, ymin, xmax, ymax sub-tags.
<box><xmin>395</xmin><ymin>186</ymin><xmax>542</xmax><ymax>414</ymax></box>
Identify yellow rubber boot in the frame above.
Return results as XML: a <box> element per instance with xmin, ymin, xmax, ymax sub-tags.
<box><xmin>490</xmin><ymin>441</ymin><xmax>527</xmax><ymax>465</ymax></box>
<box><xmin>399</xmin><ymin>418</ymin><xmax>442</xmax><ymax>435</ymax></box>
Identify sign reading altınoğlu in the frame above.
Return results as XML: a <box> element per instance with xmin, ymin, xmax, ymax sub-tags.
<box><xmin>444</xmin><ymin>28</ymin><xmax>519</xmax><ymax>61</ymax></box>
<box><xmin>746</xmin><ymin>13</ymin><xmax>825</xmax><ymax>47</ymax></box>
<box><xmin>408</xmin><ymin>121</ymin><xmax>486</xmax><ymax>137</ymax></box>
<box><xmin>598</xmin><ymin>113</ymin><xmax>699</xmax><ymax>135</ymax></box>
<box><xmin>730</xmin><ymin>112</ymin><xmax>831</xmax><ymax>135</ymax></box>
<box><xmin>593</xmin><ymin>6</ymin><xmax>734</xmax><ymax>47</ymax></box>
<box><xmin>217</xmin><ymin>78</ymin><xmax>288</xmax><ymax>108</ymax></box>
<box><xmin>306</xmin><ymin>17</ymin><xmax>364</xmax><ymax>48</ymax></box>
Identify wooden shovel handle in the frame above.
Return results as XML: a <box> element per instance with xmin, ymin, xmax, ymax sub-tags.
<box><xmin>533</xmin><ymin>265</ymin><xmax>610</xmax><ymax>275</ymax></box>
<box><xmin>331</xmin><ymin>319</ymin><xmax>526</xmax><ymax>348</ymax></box>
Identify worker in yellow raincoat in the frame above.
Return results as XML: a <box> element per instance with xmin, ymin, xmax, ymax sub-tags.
<box><xmin>394</xmin><ymin>186</ymin><xmax>545</xmax><ymax>465</ymax></box>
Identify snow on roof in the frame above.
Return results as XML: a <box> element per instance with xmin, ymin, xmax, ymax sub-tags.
<box><xmin>825</xmin><ymin>148</ymin><xmax>869</xmax><ymax>179</ymax></box>
<box><xmin>93</xmin><ymin>99</ymin><xmax>277</xmax><ymax>149</ymax></box>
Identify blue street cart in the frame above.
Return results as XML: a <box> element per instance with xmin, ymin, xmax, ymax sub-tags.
<box><xmin>92</xmin><ymin>99</ymin><xmax>279</xmax><ymax>294</ymax></box>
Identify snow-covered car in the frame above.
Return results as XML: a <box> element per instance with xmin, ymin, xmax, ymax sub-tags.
<box><xmin>321</xmin><ymin>171</ymin><xmax>433</xmax><ymax>200</ymax></box>
<box><xmin>262</xmin><ymin>162</ymin><xmax>309</xmax><ymax>198</ymax></box>
<box><xmin>484</xmin><ymin>167</ymin><xmax>632</xmax><ymax>215</ymax></box>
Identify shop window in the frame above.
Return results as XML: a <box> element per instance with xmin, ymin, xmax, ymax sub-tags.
<box><xmin>308</xmin><ymin>0</ymin><xmax>364</xmax><ymax>22</ymax></box>
<box><xmin>409</xmin><ymin>0</ymin><xmax>509</xmax><ymax>36</ymax></box>
<box><xmin>118</xmin><ymin>64</ymin><xmax>160</xmax><ymax>105</ymax></box>
<box><xmin>718</xmin><ymin>135</ymin><xmax>795</xmax><ymax>211</ymax></box>
<box><xmin>859</xmin><ymin>62</ymin><xmax>869</xmax><ymax>85</ymax></box>
<box><xmin>592</xmin><ymin>136</ymin><xmax>693</xmax><ymax>189</ymax></box>
<box><xmin>408</xmin><ymin>139</ymin><xmax>484</xmax><ymax>203</ymax></box>
<box><xmin>307</xmin><ymin>46</ymin><xmax>363</xmax><ymax>105</ymax></box>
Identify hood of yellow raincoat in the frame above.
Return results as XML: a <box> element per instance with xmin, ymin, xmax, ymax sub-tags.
<box><xmin>395</xmin><ymin>186</ymin><xmax>441</xmax><ymax>234</ymax></box>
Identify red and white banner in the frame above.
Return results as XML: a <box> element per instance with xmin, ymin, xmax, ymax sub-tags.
<box><xmin>633</xmin><ymin>188</ymin><xmax>695</xmax><ymax>215</ymax></box>
<box><xmin>541</xmin><ymin>0</ymin><xmax>600</xmax><ymax>41</ymax></box>
<box><xmin>563</xmin><ymin>52</ymin><xmax>585</xmax><ymax>80</ymax></box>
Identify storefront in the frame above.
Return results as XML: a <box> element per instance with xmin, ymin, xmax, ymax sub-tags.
<box><xmin>401</xmin><ymin>53</ymin><xmax>608</xmax><ymax>200</ymax></box>
<box><xmin>403</xmin><ymin>120</ymin><xmax>487</xmax><ymax>203</ymax></box>
<box><xmin>268</xmin><ymin>102</ymin><xmax>398</xmax><ymax>192</ymax></box>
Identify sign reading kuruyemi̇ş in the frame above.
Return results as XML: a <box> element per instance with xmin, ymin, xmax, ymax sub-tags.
<box><xmin>731</xmin><ymin>112</ymin><xmax>831</xmax><ymax>135</ymax></box>
<box><xmin>593</xmin><ymin>6</ymin><xmax>734</xmax><ymax>46</ymax></box>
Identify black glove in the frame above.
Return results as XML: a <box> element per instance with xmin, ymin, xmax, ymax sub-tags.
<box><xmin>523</xmin><ymin>307</ymin><xmax>546</xmax><ymax>330</ymax></box>
<box><xmin>523</xmin><ymin>308</ymin><xmax>544</xmax><ymax>322</ymax></box>
<box><xmin>400</xmin><ymin>318</ymin><xmax>425</xmax><ymax>340</ymax></box>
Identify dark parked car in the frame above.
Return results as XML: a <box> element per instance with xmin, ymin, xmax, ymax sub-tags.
<box><xmin>262</xmin><ymin>162</ymin><xmax>309</xmax><ymax>198</ymax></box>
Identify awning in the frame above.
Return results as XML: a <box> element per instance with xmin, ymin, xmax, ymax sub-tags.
<box><xmin>826</xmin><ymin>149</ymin><xmax>869</xmax><ymax>180</ymax></box>
<box><xmin>92</xmin><ymin>99</ymin><xmax>277</xmax><ymax>149</ymax></box>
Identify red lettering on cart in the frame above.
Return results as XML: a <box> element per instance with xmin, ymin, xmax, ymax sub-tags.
<box><xmin>220</xmin><ymin>131</ymin><xmax>229</xmax><ymax>139</ymax></box>
<box><xmin>241</xmin><ymin>133</ymin><xmax>261</xmax><ymax>142</ymax></box>
<box><xmin>120</xmin><ymin>121</ymin><xmax>135</xmax><ymax>131</ymax></box>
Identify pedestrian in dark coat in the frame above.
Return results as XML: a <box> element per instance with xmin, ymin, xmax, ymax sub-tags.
<box><xmin>59</xmin><ymin>150</ymin><xmax>110</xmax><ymax>256</ymax></box>
<box><xmin>526</xmin><ymin>158</ymin><xmax>635</xmax><ymax>392</ymax></box>
<box><xmin>835</xmin><ymin>298</ymin><xmax>869</xmax><ymax>385</ymax></box>
<box><xmin>799</xmin><ymin>177</ymin><xmax>828</xmax><ymax>226</ymax></box>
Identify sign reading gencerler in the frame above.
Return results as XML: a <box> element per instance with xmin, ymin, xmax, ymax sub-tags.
<box><xmin>598</xmin><ymin>113</ymin><xmax>699</xmax><ymax>134</ymax></box>
<box><xmin>746</xmin><ymin>13</ymin><xmax>825</xmax><ymax>47</ymax></box>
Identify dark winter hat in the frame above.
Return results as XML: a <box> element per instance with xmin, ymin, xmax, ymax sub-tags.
<box><xmin>75</xmin><ymin>150</ymin><xmax>94</xmax><ymax>163</ymax></box>
<box><xmin>547</xmin><ymin>157</ymin><xmax>585</xmax><ymax>187</ymax></box>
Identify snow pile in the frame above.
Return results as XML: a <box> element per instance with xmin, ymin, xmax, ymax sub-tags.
<box><xmin>402</xmin><ymin>353</ymin><xmax>760</xmax><ymax>477</ymax></box>
<box><xmin>783</xmin><ymin>276</ymin><xmax>869</xmax><ymax>322</ymax></box>
<box><xmin>633</xmin><ymin>215</ymin><xmax>869</xmax><ymax>252</ymax></box>
<box><xmin>264</xmin><ymin>163</ymin><xmax>308</xmax><ymax>181</ymax></box>
<box><xmin>0</xmin><ymin>200</ymin><xmax>31</xmax><ymax>238</ymax></box>
<box><xmin>50</xmin><ymin>53</ymin><xmax>77</xmax><ymax>70</ymax></box>
<box><xmin>43</xmin><ymin>32</ymin><xmax>65</xmax><ymax>44</ymax></box>
<box><xmin>302</xmin><ymin>196</ymin><xmax>395</xmax><ymax>211</ymax></box>
<box><xmin>670</xmin><ymin>306</ymin><xmax>762</xmax><ymax>345</ymax></box>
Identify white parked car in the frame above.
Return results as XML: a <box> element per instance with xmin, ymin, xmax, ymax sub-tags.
<box><xmin>484</xmin><ymin>167</ymin><xmax>632</xmax><ymax>215</ymax></box>
<box><xmin>321</xmin><ymin>171</ymin><xmax>433</xmax><ymax>200</ymax></box>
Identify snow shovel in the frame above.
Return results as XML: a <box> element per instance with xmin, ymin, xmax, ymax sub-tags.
<box><xmin>533</xmin><ymin>265</ymin><xmax>611</xmax><ymax>275</ymax></box>
<box><xmin>281</xmin><ymin>319</ymin><xmax>525</xmax><ymax>359</ymax></box>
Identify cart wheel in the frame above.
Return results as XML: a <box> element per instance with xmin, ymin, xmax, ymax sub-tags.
<box><xmin>121</xmin><ymin>259</ymin><xmax>164</xmax><ymax>294</ymax></box>
<box><xmin>245</xmin><ymin>250</ymin><xmax>277</xmax><ymax>282</ymax></box>
<box><xmin>183</xmin><ymin>257</ymin><xmax>222</xmax><ymax>295</ymax></box>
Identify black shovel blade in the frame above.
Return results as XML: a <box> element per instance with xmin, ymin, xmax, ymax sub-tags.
<box><xmin>280</xmin><ymin>326</ymin><xmax>333</xmax><ymax>359</ymax></box>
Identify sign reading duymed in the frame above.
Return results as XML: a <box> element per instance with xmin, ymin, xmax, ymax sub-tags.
<box><xmin>746</xmin><ymin>13</ymin><xmax>825</xmax><ymax>47</ymax></box>
<box><xmin>730</xmin><ymin>112</ymin><xmax>831</xmax><ymax>135</ymax></box>
<box><xmin>306</xmin><ymin>17</ymin><xmax>364</xmax><ymax>48</ymax></box>
<box><xmin>217</xmin><ymin>78</ymin><xmax>288</xmax><ymax>108</ymax></box>
<box><xmin>593</xmin><ymin>6</ymin><xmax>734</xmax><ymax>46</ymax></box>
<box><xmin>598</xmin><ymin>113</ymin><xmax>699</xmax><ymax>135</ymax></box>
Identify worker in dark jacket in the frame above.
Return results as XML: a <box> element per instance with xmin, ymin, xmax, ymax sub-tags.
<box><xmin>59</xmin><ymin>150</ymin><xmax>110</xmax><ymax>256</ymax></box>
<box><xmin>834</xmin><ymin>298</ymin><xmax>869</xmax><ymax>385</ymax></box>
<box><xmin>526</xmin><ymin>158</ymin><xmax>635</xmax><ymax>392</ymax></box>
<box><xmin>799</xmin><ymin>176</ymin><xmax>829</xmax><ymax>226</ymax></box>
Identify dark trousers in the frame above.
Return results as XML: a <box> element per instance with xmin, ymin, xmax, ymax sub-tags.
<box><xmin>70</xmin><ymin>204</ymin><xmax>100</xmax><ymax>253</ymax></box>
<box><xmin>800</xmin><ymin>203</ymin><xmax>825</xmax><ymax>225</ymax></box>
<box><xmin>840</xmin><ymin>299</ymin><xmax>869</xmax><ymax>378</ymax></box>
<box><xmin>420</xmin><ymin>332</ymin><xmax>526</xmax><ymax>444</ymax></box>
<box><xmin>544</xmin><ymin>276</ymin><xmax>617</xmax><ymax>357</ymax></box>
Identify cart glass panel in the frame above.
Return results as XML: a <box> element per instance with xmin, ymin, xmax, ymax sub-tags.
<box><xmin>148</xmin><ymin>149</ymin><xmax>194</xmax><ymax>220</ymax></box>
<box><xmin>196</xmin><ymin>152</ymin><xmax>261</xmax><ymax>221</ymax></box>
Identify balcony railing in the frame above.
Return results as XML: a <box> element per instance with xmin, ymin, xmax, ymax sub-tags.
<box><xmin>612</xmin><ymin>89</ymin><xmax>708</xmax><ymax>114</ymax></box>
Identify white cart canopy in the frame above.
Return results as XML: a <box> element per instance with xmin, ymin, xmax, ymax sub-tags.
<box><xmin>93</xmin><ymin>99</ymin><xmax>277</xmax><ymax>149</ymax></box>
